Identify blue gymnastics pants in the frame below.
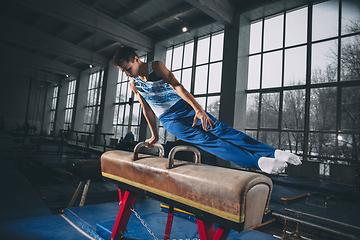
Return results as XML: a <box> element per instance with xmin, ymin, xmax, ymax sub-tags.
<box><xmin>159</xmin><ymin>99</ymin><xmax>276</xmax><ymax>168</ymax></box>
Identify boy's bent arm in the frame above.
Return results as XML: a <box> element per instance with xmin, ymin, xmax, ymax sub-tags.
<box><xmin>152</xmin><ymin>61</ymin><xmax>215</xmax><ymax>131</ymax></box>
<box><xmin>129</xmin><ymin>80</ymin><xmax>159</xmax><ymax>145</ymax></box>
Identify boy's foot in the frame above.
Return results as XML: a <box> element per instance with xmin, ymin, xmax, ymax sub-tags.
<box><xmin>274</xmin><ymin>150</ymin><xmax>302</xmax><ymax>165</ymax></box>
<box><xmin>258</xmin><ymin>157</ymin><xmax>288</xmax><ymax>174</ymax></box>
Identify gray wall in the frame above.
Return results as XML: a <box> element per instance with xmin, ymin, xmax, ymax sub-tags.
<box><xmin>0</xmin><ymin>72</ymin><xmax>48</xmax><ymax>133</ymax></box>
<box><xmin>101</xmin><ymin>60</ymin><xmax>120</xmax><ymax>144</ymax></box>
<box><xmin>73</xmin><ymin>70</ymin><xmax>90</xmax><ymax>132</ymax></box>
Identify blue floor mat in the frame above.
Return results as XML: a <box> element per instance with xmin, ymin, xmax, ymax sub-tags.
<box><xmin>271</xmin><ymin>176</ymin><xmax>355</xmax><ymax>200</ymax></box>
<box><xmin>0</xmin><ymin>157</ymin><xmax>52</xmax><ymax>222</ymax></box>
<box><xmin>0</xmin><ymin>214</ymin><xmax>98</xmax><ymax>240</ymax></box>
<box><xmin>0</xmin><ymin>185</ymin><xmax>52</xmax><ymax>222</ymax></box>
<box><xmin>64</xmin><ymin>197</ymin><xmax>279</xmax><ymax>240</ymax></box>
<box><xmin>270</xmin><ymin>184</ymin><xmax>310</xmax><ymax>204</ymax></box>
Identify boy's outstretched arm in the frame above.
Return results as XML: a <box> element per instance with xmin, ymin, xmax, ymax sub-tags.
<box><xmin>152</xmin><ymin>61</ymin><xmax>215</xmax><ymax>131</ymax></box>
<box><xmin>129</xmin><ymin>79</ymin><xmax>159</xmax><ymax>146</ymax></box>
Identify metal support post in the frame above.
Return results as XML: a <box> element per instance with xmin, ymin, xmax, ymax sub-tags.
<box><xmin>75</xmin><ymin>132</ymin><xmax>79</xmax><ymax>158</ymax></box>
<box><xmin>103</xmin><ymin>134</ymin><xmax>107</xmax><ymax>152</ymax></box>
<box><xmin>68</xmin><ymin>181</ymin><xmax>86</xmax><ymax>208</ymax></box>
<box><xmin>59</xmin><ymin>130</ymin><xmax>64</xmax><ymax>161</ymax></box>
<box><xmin>79</xmin><ymin>180</ymin><xmax>91</xmax><ymax>206</ymax></box>
<box><xmin>86</xmin><ymin>134</ymin><xmax>90</xmax><ymax>157</ymax></box>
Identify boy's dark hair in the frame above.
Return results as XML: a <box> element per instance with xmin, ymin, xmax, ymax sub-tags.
<box><xmin>113</xmin><ymin>46</ymin><xmax>138</xmax><ymax>67</ymax></box>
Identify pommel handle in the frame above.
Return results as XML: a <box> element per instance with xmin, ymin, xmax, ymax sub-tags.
<box><xmin>133</xmin><ymin>142</ymin><xmax>164</xmax><ymax>160</ymax></box>
<box><xmin>167</xmin><ymin>145</ymin><xmax>201</xmax><ymax>169</ymax></box>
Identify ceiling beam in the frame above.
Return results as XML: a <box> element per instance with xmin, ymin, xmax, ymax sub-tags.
<box><xmin>30</xmin><ymin>14</ymin><xmax>44</xmax><ymax>27</ymax></box>
<box><xmin>0</xmin><ymin>17</ymin><xmax>108</xmax><ymax>68</ymax></box>
<box><xmin>16</xmin><ymin>0</ymin><xmax>154</xmax><ymax>52</ymax></box>
<box><xmin>185</xmin><ymin>0</ymin><xmax>234</xmax><ymax>26</ymax></box>
<box><xmin>0</xmin><ymin>43</ymin><xmax>80</xmax><ymax>78</ymax></box>
<box><xmin>95</xmin><ymin>41</ymin><xmax>118</xmax><ymax>53</ymax></box>
<box><xmin>75</xmin><ymin>32</ymin><xmax>94</xmax><ymax>45</ymax></box>
<box><xmin>139</xmin><ymin>4</ymin><xmax>193</xmax><ymax>32</ymax></box>
<box><xmin>0</xmin><ymin>62</ymin><xmax>62</xmax><ymax>83</ymax></box>
<box><xmin>54</xmin><ymin>24</ymin><xmax>71</xmax><ymax>37</ymax></box>
<box><xmin>116</xmin><ymin>0</ymin><xmax>152</xmax><ymax>20</ymax></box>
<box><xmin>155</xmin><ymin>18</ymin><xmax>217</xmax><ymax>45</ymax></box>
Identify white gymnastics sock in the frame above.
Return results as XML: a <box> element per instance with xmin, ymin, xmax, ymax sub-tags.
<box><xmin>258</xmin><ymin>157</ymin><xmax>288</xmax><ymax>174</ymax></box>
<box><xmin>274</xmin><ymin>150</ymin><xmax>302</xmax><ymax>165</ymax></box>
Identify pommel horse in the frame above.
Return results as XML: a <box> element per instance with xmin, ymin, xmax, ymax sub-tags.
<box><xmin>101</xmin><ymin>142</ymin><xmax>273</xmax><ymax>240</ymax></box>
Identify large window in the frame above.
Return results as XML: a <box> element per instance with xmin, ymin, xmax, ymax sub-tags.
<box><xmin>161</xmin><ymin>31</ymin><xmax>224</xmax><ymax>143</ymax></box>
<box><xmin>84</xmin><ymin>70</ymin><xmax>104</xmax><ymax>132</ymax></box>
<box><xmin>113</xmin><ymin>56</ymin><xmax>147</xmax><ymax>141</ymax></box>
<box><xmin>246</xmin><ymin>0</ymin><xmax>360</xmax><ymax>174</ymax></box>
<box><xmin>64</xmin><ymin>79</ymin><xmax>76</xmax><ymax>130</ymax></box>
<box><xmin>49</xmin><ymin>85</ymin><xmax>58</xmax><ymax>134</ymax></box>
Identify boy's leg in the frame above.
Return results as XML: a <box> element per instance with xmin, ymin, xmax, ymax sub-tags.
<box><xmin>161</xmin><ymin>100</ymin><xmax>275</xmax><ymax>157</ymax></box>
<box><xmin>162</xmin><ymin>119</ymin><xmax>261</xmax><ymax>168</ymax></box>
<box><xmin>206</xmin><ymin>114</ymin><xmax>276</xmax><ymax>157</ymax></box>
<box><xmin>160</xmin><ymin>100</ymin><xmax>300</xmax><ymax>172</ymax></box>
<box><xmin>206</xmin><ymin>113</ymin><xmax>301</xmax><ymax>165</ymax></box>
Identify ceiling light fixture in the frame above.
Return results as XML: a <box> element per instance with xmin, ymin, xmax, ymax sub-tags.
<box><xmin>182</xmin><ymin>26</ymin><xmax>188</xmax><ymax>32</ymax></box>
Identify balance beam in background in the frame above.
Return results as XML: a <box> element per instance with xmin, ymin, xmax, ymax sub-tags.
<box><xmin>101</xmin><ymin>142</ymin><xmax>273</xmax><ymax>240</ymax></box>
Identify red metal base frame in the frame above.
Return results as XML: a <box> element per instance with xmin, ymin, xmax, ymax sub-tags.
<box><xmin>164</xmin><ymin>206</ymin><xmax>174</xmax><ymax>240</ymax></box>
<box><xmin>111</xmin><ymin>188</ymin><xmax>230</xmax><ymax>240</ymax></box>
<box><xmin>111</xmin><ymin>188</ymin><xmax>138</xmax><ymax>240</ymax></box>
<box><xmin>196</xmin><ymin>219</ymin><xmax>230</xmax><ymax>240</ymax></box>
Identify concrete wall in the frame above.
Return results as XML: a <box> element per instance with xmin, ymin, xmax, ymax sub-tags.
<box><xmin>0</xmin><ymin>74</ymin><xmax>29</xmax><ymax>130</ymax></box>
<box><xmin>0</xmin><ymin>72</ymin><xmax>49</xmax><ymax>134</ymax></box>
<box><xmin>29</xmin><ymin>80</ymin><xmax>47</xmax><ymax>135</ymax></box>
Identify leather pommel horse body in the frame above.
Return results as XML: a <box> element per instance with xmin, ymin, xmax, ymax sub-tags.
<box><xmin>101</xmin><ymin>142</ymin><xmax>273</xmax><ymax>240</ymax></box>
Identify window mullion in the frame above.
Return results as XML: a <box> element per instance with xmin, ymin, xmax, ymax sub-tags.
<box><xmin>335</xmin><ymin>0</ymin><xmax>343</xmax><ymax>159</ymax></box>
<box><xmin>303</xmin><ymin>2</ymin><xmax>314</xmax><ymax>161</ymax></box>
<box><xmin>278</xmin><ymin>12</ymin><xmax>286</xmax><ymax>148</ymax></box>
<box><xmin>205</xmin><ymin>34</ymin><xmax>212</xmax><ymax>110</ymax></box>
<box><xmin>191</xmin><ymin>37</ymin><xmax>198</xmax><ymax>95</ymax></box>
<box><xmin>257</xmin><ymin>18</ymin><xmax>265</xmax><ymax>140</ymax></box>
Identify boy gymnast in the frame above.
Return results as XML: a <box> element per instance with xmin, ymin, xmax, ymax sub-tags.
<box><xmin>113</xmin><ymin>46</ymin><xmax>301</xmax><ymax>174</ymax></box>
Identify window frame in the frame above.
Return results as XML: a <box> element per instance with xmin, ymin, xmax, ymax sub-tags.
<box><xmin>84</xmin><ymin>70</ymin><xmax>104</xmax><ymax>133</ymax></box>
<box><xmin>49</xmin><ymin>85</ymin><xmax>59</xmax><ymax>134</ymax></box>
<box><xmin>160</xmin><ymin>31</ymin><xmax>224</xmax><ymax>144</ymax></box>
<box><xmin>245</xmin><ymin>1</ymin><xmax>360</xmax><ymax>172</ymax></box>
<box><xmin>64</xmin><ymin>78</ymin><xmax>76</xmax><ymax>130</ymax></box>
<box><xmin>112</xmin><ymin>55</ymin><xmax>147</xmax><ymax>141</ymax></box>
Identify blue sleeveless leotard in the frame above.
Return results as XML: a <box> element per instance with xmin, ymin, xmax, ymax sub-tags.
<box><xmin>133</xmin><ymin>61</ymin><xmax>181</xmax><ymax>117</ymax></box>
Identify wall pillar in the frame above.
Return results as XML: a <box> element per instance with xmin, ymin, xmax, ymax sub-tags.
<box><xmin>73</xmin><ymin>70</ymin><xmax>90</xmax><ymax>132</ymax></box>
<box><xmin>101</xmin><ymin>60</ymin><xmax>119</xmax><ymax>144</ymax></box>
<box><xmin>217</xmin><ymin>13</ymin><xmax>241</xmax><ymax>167</ymax></box>
<box><xmin>219</xmin><ymin>13</ymin><xmax>241</xmax><ymax>128</ymax></box>
<box><xmin>233</xmin><ymin>15</ymin><xmax>250</xmax><ymax>132</ymax></box>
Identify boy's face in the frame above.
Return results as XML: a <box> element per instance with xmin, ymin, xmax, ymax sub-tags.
<box><xmin>118</xmin><ymin>56</ymin><xmax>140</xmax><ymax>78</ymax></box>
